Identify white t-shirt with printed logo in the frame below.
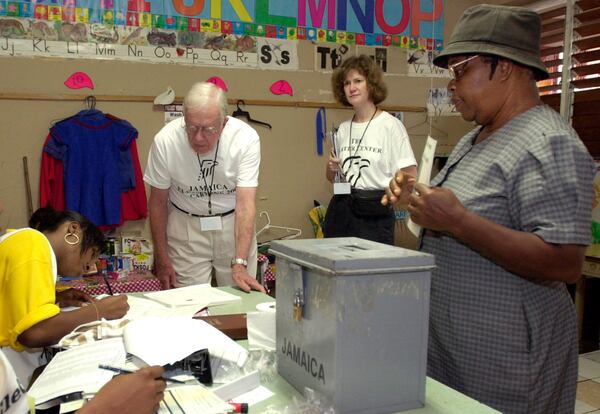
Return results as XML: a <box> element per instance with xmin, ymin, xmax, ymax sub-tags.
<box><xmin>335</xmin><ymin>111</ymin><xmax>416</xmax><ymax>190</ymax></box>
<box><xmin>144</xmin><ymin>116</ymin><xmax>260</xmax><ymax>215</ymax></box>
<box><xmin>0</xmin><ymin>350</ymin><xmax>30</xmax><ymax>414</ymax></box>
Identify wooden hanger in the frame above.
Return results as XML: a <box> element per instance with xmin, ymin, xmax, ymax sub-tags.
<box><xmin>232</xmin><ymin>100</ymin><xmax>272</xmax><ymax>130</ymax></box>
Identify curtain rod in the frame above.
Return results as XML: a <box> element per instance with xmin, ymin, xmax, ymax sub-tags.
<box><xmin>0</xmin><ymin>92</ymin><xmax>426</xmax><ymax>113</ymax></box>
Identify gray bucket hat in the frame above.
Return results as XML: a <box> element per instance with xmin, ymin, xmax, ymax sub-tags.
<box><xmin>433</xmin><ymin>4</ymin><xmax>550</xmax><ymax>80</ymax></box>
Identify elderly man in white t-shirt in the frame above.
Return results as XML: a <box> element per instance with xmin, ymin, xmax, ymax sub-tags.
<box><xmin>144</xmin><ymin>82</ymin><xmax>264</xmax><ymax>292</ymax></box>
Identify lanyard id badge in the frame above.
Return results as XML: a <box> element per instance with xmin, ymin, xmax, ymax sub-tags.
<box><xmin>333</xmin><ymin>182</ymin><xmax>351</xmax><ymax>194</ymax></box>
<box><xmin>200</xmin><ymin>216</ymin><xmax>222</xmax><ymax>231</ymax></box>
<box><xmin>332</xmin><ymin>108</ymin><xmax>377</xmax><ymax>196</ymax></box>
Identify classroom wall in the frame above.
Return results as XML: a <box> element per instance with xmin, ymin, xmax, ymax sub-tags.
<box><xmin>0</xmin><ymin>0</ymin><xmax>489</xmax><ymax>238</ymax></box>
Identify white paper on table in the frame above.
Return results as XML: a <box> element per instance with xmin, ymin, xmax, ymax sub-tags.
<box><xmin>232</xmin><ymin>385</ymin><xmax>275</xmax><ymax>406</ymax></box>
<box><xmin>124</xmin><ymin>295</ymin><xmax>171</xmax><ymax>319</ymax></box>
<box><xmin>212</xmin><ymin>370</ymin><xmax>260</xmax><ymax>401</ymax></box>
<box><xmin>407</xmin><ymin>135</ymin><xmax>438</xmax><ymax>238</ymax></box>
<box><xmin>29</xmin><ymin>338</ymin><xmax>126</xmax><ymax>405</ymax></box>
<box><xmin>125</xmin><ymin>295</ymin><xmax>206</xmax><ymax>319</ymax></box>
<box><xmin>157</xmin><ymin>384</ymin><xmax>232</xmax><ymax>414</ymax></box>
<box><xmin>143</xmin><ymin>284</ymin><xmax>241</xmax><ymax>308</ymax></box>
<box><xmin>123</xmin><ymin>317</ymin><xmax>248</xmax><ymax>371</ymax></box>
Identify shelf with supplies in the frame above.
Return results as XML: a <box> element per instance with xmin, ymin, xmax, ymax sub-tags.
<box><xmin>58</xmin><ymin>235</ymin><xmax>162</xmax><ymax>295</ymax></box>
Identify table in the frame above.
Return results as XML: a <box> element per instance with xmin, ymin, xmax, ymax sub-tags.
<box><xmin>211</xmin><ymin>287</ymin><xmax>500</xmax><ymax>414</ymax></box>
<box><xmin>57</xmin><ymin>271</ymin><xmax>162</xmax><ymax>296</ymax></box>
<box><xmin>576</xmin><ymin>246</ymin><xmax>600</xmax><ymax>340</ymax></box>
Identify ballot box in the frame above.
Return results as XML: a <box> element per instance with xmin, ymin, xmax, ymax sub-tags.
<box><xmin>270</xmin><ymin>238</ymin><xmax>435</xmax><ymax>414</ymax></box>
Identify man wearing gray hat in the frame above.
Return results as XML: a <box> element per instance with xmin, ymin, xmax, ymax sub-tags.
<box><xmin>384</xmin><ymin>5</ymin><xmax>594</xmax><ymax>414</ymax></box>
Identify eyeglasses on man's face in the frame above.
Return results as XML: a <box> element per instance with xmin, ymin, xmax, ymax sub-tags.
<box><xmin>448</xmin><ymin>55</ymin><xmax>480</xmax><ymax>81</ymax></box>
<box><xmin>183</xmin><ymin>122</ymin><xmax>222</xmax><ymax>137</ymax></box>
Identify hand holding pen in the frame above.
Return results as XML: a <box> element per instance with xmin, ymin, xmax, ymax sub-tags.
<box><xmin>81</xmin><ymin>366</ymin><xmax>167</xmax><ymax>414</ymax></box>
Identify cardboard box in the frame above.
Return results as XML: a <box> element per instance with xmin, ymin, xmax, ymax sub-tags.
<box><xmin>121</xmin><ymin>237</ymin><xmax>153</xmax><ymax>255</ymax></box>
<box><xmin>121</xmin><ymin>253</ymin><xmax>153</xmax><ymax>272</ymax></box>
<box><xmin>195</xmin><ymin>314</ymin><xmax>248</xmax><ymax>340</ymax></box>
<box><xmin>121</xmin><ymin>238</ymin><xmax>153</xmax><ymax>272</ymax></box>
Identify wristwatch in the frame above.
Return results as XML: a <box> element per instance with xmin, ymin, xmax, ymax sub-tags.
<box><xmin>231</xmin><ymin>257</ymin><xmax>248</xmax><ymax>267</ymax></box>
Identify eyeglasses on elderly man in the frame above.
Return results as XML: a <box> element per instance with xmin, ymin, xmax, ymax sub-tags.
<box><xmin>448</xmin><ymin>54</ymin><xmax>480</xmax><ymax>81</ymax></box>
<box><xmin>183</xmin><ymin>122</ymin><xmax>222</xmax><ymax>137</ymax></box>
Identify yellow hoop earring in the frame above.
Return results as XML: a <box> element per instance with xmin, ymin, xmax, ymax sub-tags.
<box><xmin>64</xmin><ymin>232</ymin><xmax>80</xmax><ymax>245</ymax></box>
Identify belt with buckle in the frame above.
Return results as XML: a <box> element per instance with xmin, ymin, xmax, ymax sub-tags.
<box><xmin>170</xmin><ymin>201</ymin><xmax>234</xmax><ymax>218</ymax></box>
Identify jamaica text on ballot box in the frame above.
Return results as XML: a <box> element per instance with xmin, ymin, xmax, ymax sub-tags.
<box><xmin>270</xmin><ymin>237</ymin><xmax>435</xmax><ymax>414</ymax></box>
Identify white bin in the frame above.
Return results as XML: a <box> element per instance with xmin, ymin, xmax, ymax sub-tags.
<box><xmin>271</xmin><ymin>237</ymin><xmax>435</xmax><ymax>414</ymax></box>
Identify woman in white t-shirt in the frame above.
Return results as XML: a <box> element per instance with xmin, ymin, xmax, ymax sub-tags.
<box><xmin>324</xmin><ymin>55</ymin><xmax>417</xmax><ymax>244</ymax></box>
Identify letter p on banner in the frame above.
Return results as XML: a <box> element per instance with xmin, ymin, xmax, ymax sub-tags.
<box><xmin>411</xmin><ymin>0</ymin><xmax>443</xmax><ymax>38</ymax></box>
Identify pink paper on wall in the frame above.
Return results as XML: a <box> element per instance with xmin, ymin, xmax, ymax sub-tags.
<box><xmin>270</xmin><ymin>80</ymin><xmax>293</xmax><ymax>96</ymax></box>
<box><xmin>207</xmin><ymin>76</ymin><xmax>228</xmax><ymax>91</ymax></box>
<box><xmin>64</xmin><ymin>72</ymin><xmax>94</xmax><ymax>89</ymax></box>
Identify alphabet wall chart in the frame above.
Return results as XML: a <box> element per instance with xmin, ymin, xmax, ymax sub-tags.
<box><xmin>0</xmin><ymin>0</ymin><xmax>444</xmax><ymax>69</ymax></box>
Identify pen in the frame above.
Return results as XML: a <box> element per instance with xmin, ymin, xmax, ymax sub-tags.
<box><xmin>98</xmin><ymin>364</ymin><xmax>186</xmax><ymax>384</ymax></box>
<box><xmin>329</xmin><ymin>126</ymin><xmax>338</xmax><ymax>158</ymax></box>
<box><xmin>100</xmin><ymin>272</ymin><xmax>114</xmax><ymax>296</ymax></box>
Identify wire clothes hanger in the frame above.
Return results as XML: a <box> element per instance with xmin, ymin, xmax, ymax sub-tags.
<box><xmin>51</xmin><ymin>95</ymin><xmax>100</xmax><ymax>125</ymax></box>
<box><xmin>80</xmin><ymin>95</ymin><xmax>105</xmax><ymax>122</ymax></box>
<box><xmin>84</xmin><ymin>95</ymin><xmax>97</xmax><ymax>110</ymax></box>
<box><xmin>232</xmin><ymin>100</ymin><xmax>272</xmax><ymax>130</ymax></box>
<box><xmin>404</xmin><ymin>112</ymin><xmax>447</xmax><ymax>138</ymax></box>
<box><xmin>255</xmin><ymin>211</ymin><xmax>301</xmax><ymax>242</ymax></box>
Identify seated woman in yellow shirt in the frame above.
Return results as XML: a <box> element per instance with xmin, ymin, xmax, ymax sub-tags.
<box><xmin>0</xmin><ymin>205</ymin><xmax>129</xmax><ymax>352</ymax></box>
<box><xmin>0</xmin><ymin>202</ymin><xmax>165</xmax><ymax>413</ymax></box>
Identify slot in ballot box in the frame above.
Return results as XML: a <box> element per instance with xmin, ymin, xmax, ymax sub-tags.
<box><xmin>270</xmin><ymin>238</ymin><xmax>435</xmax><ymax>414</ymax></box>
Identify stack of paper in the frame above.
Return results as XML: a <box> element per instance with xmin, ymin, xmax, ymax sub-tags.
<box><xmin>158</xmin><ymin>385</ymin><xmax>233</xmax><ymax>414</ymax></box>
<box><xmin>143</xmin><ymin>284</ymin><xmax>241</xmax><ymax>308</ymax></box>
<box><xmin>28</xmin><ymin>338</ymin><xmax>126</xmax><ymax>405</ymax></box>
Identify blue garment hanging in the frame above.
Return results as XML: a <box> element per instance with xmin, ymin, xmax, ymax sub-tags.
<box><xmin>45</xmin><ymin>110</ymin><xmax>138</xmax><ymax>226</ymax></box>
<box><xmin>316</xmin><ymin>107</ymin><xmax>326</xmax><ymax>156</ymax></box>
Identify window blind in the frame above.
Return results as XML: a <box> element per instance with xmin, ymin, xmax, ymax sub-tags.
<box><xmin>539</xmin><ymin>0</ymin><xmax>600</xmax><ymax>156</ymax></box>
